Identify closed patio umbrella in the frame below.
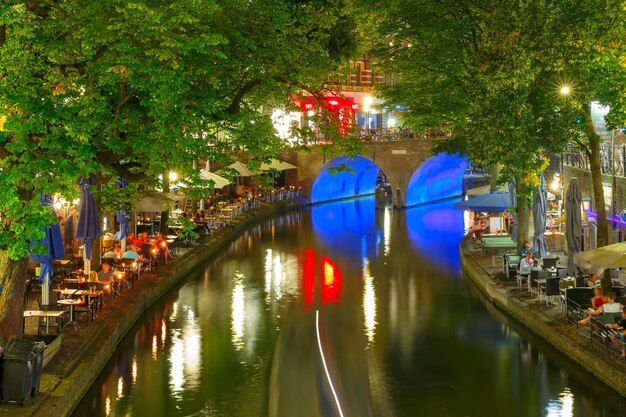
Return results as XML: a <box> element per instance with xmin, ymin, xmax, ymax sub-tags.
<box><xmin>76</xmin><ymin>176</ymin><xmax>102</xmax><ymax>276</ymax></box>
<box><xmin>508</xmin><ymin>182</ymin><xmax>518</xmax><ymax>244</ymax></box>
<box><xmin>532</xmin><ymin>175</ymin><xmax>548</xmax><ymax>259</ymax></box>
<box><xmin>117</xmin><ymin>178</ymin><xmax>130</xmax><ymax>252</ymax></box>
<box><xmin>29</xmin><ymin>194</ymin><xmax>65</xmax><ymax>306</ymax></box>
<box><xmin>565</xmin><ymin>177</ymin><xmax>582</xmax><ymax>276</ymax></box>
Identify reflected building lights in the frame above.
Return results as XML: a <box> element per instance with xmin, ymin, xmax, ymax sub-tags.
<box><xmin>116</xmin><ymin>376</ymin><xmax>124</xmax><ymax>400</ymax></box>
<box><xmin>183</xmin><ymin>308</ymin><xmax>202</xmax><ymax>388</ymax></box>
<box><xmin>545</xmin><ymin>388</ymin><xmax>574</xmax><ymax>417</ymax></box>
<box><xmin>383</xmin><ymin>208</ymin><xmax>391</xmax><ymax>256</ymax></box>
<box><xmin>105</xmin><ymin>396</ymin><xmax>111</xmax><ymax>417</ymax></box>
<box><xmin>170</xmin><ymin>302</ymin><xmax>178</xmax><ymax>321</ymax></box>
<box><xmin>132</xmin><ymin>356</ymin><xmax>138</xmax><ymax>385</ymax></box>
<box><xmin>169</xmin><ymin>331</ymin><xmax>184</xmax><ymax>392</ymax></box>
<box><xmin>362</xmin><ymin>259</ymin><xmax>377</xmax><ymax>343</ymax></box>
<box><xmin>161</xmin><ymin>319</ymin><xmax>167</xmax><ymax>347</ymax></box>
<box><xmin>274</xmin><ymin>255</ymin><xmax>283</xmax><ymax>300</ymax></box>
<box><xmin>231</xmin><ymin>273</ymin><xmax>246</xmax><ymax>351</ymax></box>
<box><xmin>265</xmin><ymin>249</ymin><xmax>273</xmax><ymax>300</ymax></box>
<box><xmin>152</xmin><ymin>335</ymin><xmax>158</xmax><ymax>361</ymax></box>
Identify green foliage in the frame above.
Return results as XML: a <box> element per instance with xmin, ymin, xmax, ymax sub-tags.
<box><xmin>0</xmin><ymin>0</ymin><xmax>362</xmax><ymax>261</ymax></box>
<box><xmin>175</xmin><ymin>217</ymin><xmax>200</xmax><ymax>241</ymax></box>
<box><xmin>374</xmin><ymin>0</ymin><xmax>626</xmax><ymax>192</ymax></box>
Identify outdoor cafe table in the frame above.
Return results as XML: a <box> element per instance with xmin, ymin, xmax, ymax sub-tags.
<box><xmin>57</xmin><ymin>298</ymin><xmax>84</xmax><ymax>331</ymax></box>
<box><xmin>23</xmin><ymin>310</ymin><xmax>66</xmax><ymax>334</ymax></box>
<box><xmin>54</xmin><ymin>288</ymin><xmax>104</xmax><ymax>313</ymax></box>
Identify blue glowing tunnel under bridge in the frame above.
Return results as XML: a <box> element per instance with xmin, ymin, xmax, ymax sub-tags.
<box><xmin>311</xmin><ymin>156</ymin><xmax>380</xmax><ymax>204</ymax></box>
<box><xmin>405</xmin><ymin>153</ymin><xmax>469</xmax><ymax>207</ymax></box>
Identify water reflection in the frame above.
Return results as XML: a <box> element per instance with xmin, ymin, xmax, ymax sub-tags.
<box><xmin>406</xmin><ymin>198</ymin><xmax>466</xmax><ymax>274</ymax></box>
<box><xmin>362</xmin><ymin>259</ymin><xmax>377</xmax><ymax>344</ymax></box>
<box><xmin>231</xmin><ymin>273</ymin><xmax>245</xmax><ymax>351</ymax></box>
<box><xmin>74</xmin><ymin>199</ymin><xmax>626</xmax><ymax>417</ymax></box>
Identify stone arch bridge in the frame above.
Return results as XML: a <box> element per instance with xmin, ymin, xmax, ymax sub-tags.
<box><xmin>279</xmin><ymin>140</ymin><xmax>468</xmax><ymax>208</ymax></box>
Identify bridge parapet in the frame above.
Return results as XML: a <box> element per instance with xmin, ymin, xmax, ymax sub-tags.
<box><xmin>281</xmin><ymin>140</ymin><xmax>465</xmax><ymax>208</ymax></box>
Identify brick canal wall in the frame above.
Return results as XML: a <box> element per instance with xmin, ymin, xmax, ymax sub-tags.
<box><xmin>30</xmin><ymin>201</ymin><xmax>309</xmax><ymax>417</ymax></box>
<box><xmin>460</xmin><ymin>237</ymin><xmax>626</xmax><ymax>398</ymax></box>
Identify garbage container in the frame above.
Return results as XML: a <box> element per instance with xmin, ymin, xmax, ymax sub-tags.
<box><xmin>1</xmin><ymin>339</ymin><xmax>35</xmax><ymax>406</ymax></box>
<box><xmin>31</xmin><ymin>341</ymin><xmax>46</xmax><ymax>397</ymax></box>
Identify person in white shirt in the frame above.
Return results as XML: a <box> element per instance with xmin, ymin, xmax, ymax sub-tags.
<box><xmin>519</xmin><ymin>251</ymin><xmax>533</xmax><ymax>274</ymax></box>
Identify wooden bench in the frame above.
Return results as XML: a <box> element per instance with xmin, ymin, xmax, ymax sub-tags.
<box><xmin>23</xmin><ymin>310</ymin><xmax>67</xmax><ymax>334</ymax></box>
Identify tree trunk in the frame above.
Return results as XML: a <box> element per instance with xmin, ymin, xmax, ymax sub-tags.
<box><xmin>160</xmin><ymin>174</ymin><xmax>170</xmax><ymax>235</ymax></box>
<box><xmin>0</xmin><ymin>254</ymin><xmax>28</xmax><ymax>340</ymax></box>
<box><xmin>586</xmin><ymin>109</ymin><xmax>609</xmax><ymax>247</ymax></box>
<box><xmin>516</xmin><ymin>191</ymin><xmax>530</xmax><ymax>250</ymax></box>
<box><xmin>490</xmin><ymin>163</ymin><xmax>501</xmax><ymax>192</ymax></box>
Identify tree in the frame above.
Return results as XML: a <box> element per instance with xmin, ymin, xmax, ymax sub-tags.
<box><xmin>0</xmin><ymin>0</ymin><xmax>360</xmax><ymax>339</ymax></box>
<box><xmin>373</xmin><ymin>0</ymin><xmax>626</xmax><ymax>248</ymax></box>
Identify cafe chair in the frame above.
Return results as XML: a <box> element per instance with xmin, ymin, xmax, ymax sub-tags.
<box><xmin>539</xmin><ymin>277</ymin><xmax>560</xmax><ymax>305</ymax></box>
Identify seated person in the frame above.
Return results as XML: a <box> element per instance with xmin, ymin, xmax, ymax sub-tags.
<box><xmin>583</xmin><ymin>291</ymin><xmax>621</xmax><ymax>324</ymax></box>
<box><xmin>126</xmin><ymin>232</ymin><xmax>137</xmax><ymax>246</ymax></box>
<box><xmin>471</xmin><ymin>220</ymin><xmax>484</xmax><ymax>240</ymax></box>
<box><xmin>139</xmin><ymin>241</ymin><xmax>155</xmax><ymax>259</ymax></box>
<box><xmin>518</xmin><ymin>251</ymin><xmax>533</xmax><ymax>274</ymax></box>
<box><xmin>154</xmin><ymin>233</ymin><xmax>174</xmax><ymax>262</ymax></box>
<box><xmin>606</xmin><ymin>308</ymin><xmax>626</xmax><ymax>357</ymax></box>
<box><xmin>102</xmin><ymin>243</ymin><xmax>121</xmax><ymax>260</ymax></box>
<box><xmin>520</xmin><ymin>241</ymin><xmax>533</xmax><ymax>256</ymax></box>
<box><xmin>122</xmin><ymin>245</ymin><xmax>140</xmax><ymax>260</ymax></box>
<box><xmin>97</xmin><ymin>262</ymin><xmax>114</xmax><ymax>284</ymax></box>
<box><xmin>578</xmin><ymin>288</ymin><xmax>606</xmax><ymax>325</ymax></box>
<box><xmin>587</xmin><ymin>273</ymin><xmax>601</xmax><ymax>288</ymax></box>
<box><xmin>139</xmin><ymin>231</ymin><xmax>151</xmax><ymax>245</ymax></box>
<box><xmin>604</xmin><ymin>308</ymin><xmax>626</xmax><ymax>359</ymax></box>
<box><xmin>531</xmin><ymin>259</ymin><xmax>542</xmax><ymax>271</ymax></box>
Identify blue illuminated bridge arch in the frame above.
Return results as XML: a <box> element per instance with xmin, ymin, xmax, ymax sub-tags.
<box><xmin>406</xmin><ymin>153</ymin><xmax>469</xmax><ymax>207</ymax></box>
<box><xmin>311</xmin><ymin>155</ymin><xmax>380</xmax><ymax>204</ymax></box>
<box><xmin>310</xmin><ymin>153</ymin><xmax>469</xmax><ymax>207</ymax></box>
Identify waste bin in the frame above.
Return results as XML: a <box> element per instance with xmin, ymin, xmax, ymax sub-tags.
<box><xmin>1</xmin><ymin>339</ymin><xmax>35</xmax><ymax>406</ymax></box>
<box><xmin>31</xmin><ymin>341</ymin><xmax>46</xmax><ymax>397</ymax></box>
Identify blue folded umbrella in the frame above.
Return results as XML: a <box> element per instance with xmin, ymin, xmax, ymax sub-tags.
<box><xmin>29</xmin><ymin>194</ymin><xmax>65</xmax><ymax>283</ymax></box>
<box><xmin>76</xmin><ymin>176</ymin><xmax>102</xmax><ymax>260</ymax></box>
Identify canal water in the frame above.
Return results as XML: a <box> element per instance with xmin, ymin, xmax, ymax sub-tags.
<box><xmin>73</xmin><ymin>198</ymin><xmax>626</xmax><ymax>417</ymax></box>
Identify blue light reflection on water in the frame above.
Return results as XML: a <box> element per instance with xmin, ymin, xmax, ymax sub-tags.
<box><xmin>311</xmin><ymin>197</ymin><xmax>380</xmax><ymax>260</ymax></box>
<box><xmin>405</xmin><ymin>198</ymin><xmax>467</xmax><ymax>275</ymax></box>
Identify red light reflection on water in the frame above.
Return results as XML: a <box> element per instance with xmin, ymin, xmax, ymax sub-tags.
<box><xmin>321</xmin><ymin>256</ymin><xmax>342</xmax><ymax>305</ymax></box>
<box><xmin>303</xmin><ymin>250</ymin><xmax>342</xmax><ymax>310</ymax></box>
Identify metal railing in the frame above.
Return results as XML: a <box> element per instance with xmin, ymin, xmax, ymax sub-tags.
<box><xmin>564</xmin><ymin>141</ymin><xmax>626</xmax><ymax>177</ymax></box>
<box><xmin>305</xmin><ymin>127</ymin><xmax>448</xmax><ymax>145</ymax></box>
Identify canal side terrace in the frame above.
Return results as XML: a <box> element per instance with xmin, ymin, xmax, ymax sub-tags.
<box><xmin>460</xmin><ymin>237</ymin><xmax>626</xmax><ymax>398</ymax></box>
<box><xmin>2</xmin><ymin>199</ymin><xmax>307</xmax><ymax>417</ymax></box>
